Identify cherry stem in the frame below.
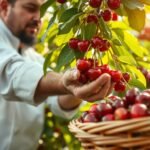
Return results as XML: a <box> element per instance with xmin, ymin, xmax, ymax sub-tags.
<box><xmin>97</xmin><ymin>49</ymin><xmax>103</xmax><ymax>66</ymax></box>
<box><xmin>74</xmin><ymin>28</ymin><xmax>80</xmax><ymax>37</ymax></box>
<box><xmin>109</xmin><ymin>48</ymin><xmax>118</xmax><ymax>70</ymax></box>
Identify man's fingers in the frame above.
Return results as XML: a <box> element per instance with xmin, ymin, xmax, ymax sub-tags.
<box><xmin>107</xmin><ymin>82</ymin><xmax>115</xmax><ymax>96</ymax></box>
<box><xmin>73</xmin><ymin>73</ymin><xmax>111</xmax><ymax>99</ymax></box>
<box><xmin>85</xmin><ymin>75</ymin><xmax>111</xmax><ymax>102</ymax></box>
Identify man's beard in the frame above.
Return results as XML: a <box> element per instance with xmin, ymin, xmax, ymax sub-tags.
<box><xmin>18</xmin><ymin>30</ymin><xmax>36</xmax><ymax>46</ymax></box>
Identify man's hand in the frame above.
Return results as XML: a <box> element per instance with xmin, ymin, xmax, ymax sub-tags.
<box><xmin>61</xmin><ymin>69</ymin><xmax>114</xmax><ymax>102</ymax></box>
<box><xmin>34</xmin><ymin>69</ymin><xmax>113</xmax><ymax>105</ymax></box>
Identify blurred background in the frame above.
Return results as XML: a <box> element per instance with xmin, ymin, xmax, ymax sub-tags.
<box><xmin>34</xmin><ymin>1</ymin><xmax>150</xmax><ymax>149</ymax></box>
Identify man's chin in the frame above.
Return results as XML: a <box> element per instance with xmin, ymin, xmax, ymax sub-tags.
<box><xmin>20</xmin><ymin>36</ymin><xmax>36</xmax><ymax>46</ymax></box>
<box><xmin>18</xmin><ymin>32</ymin><xmax>37</xmax><ymax>46</ymax></box>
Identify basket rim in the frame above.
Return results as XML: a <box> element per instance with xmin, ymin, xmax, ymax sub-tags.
<box><xmin>68</xmin><ymin>116</ymin><xmax>150</xmax><ymax>148</ymax></box>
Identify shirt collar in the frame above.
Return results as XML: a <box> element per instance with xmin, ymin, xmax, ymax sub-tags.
<box><xmin>0</xmin><ymin>19</ymin><xmax>20</xmax><ymax>50</ymax></box>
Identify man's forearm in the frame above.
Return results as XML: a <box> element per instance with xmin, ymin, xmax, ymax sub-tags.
<box><xmin>58</xmin><ymin>94</ymin><xmax>82</xmax><ymax>111</ymax></box>
<box><xmin>34</xmin><ymin>71</ymin><xmax>69</xmax><ymax>104</ymax></box>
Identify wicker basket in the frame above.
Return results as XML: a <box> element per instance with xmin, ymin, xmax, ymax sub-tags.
<box><xmin>68</xmin><ymin>117</ymin><xmax>150</xmax><ymax>150</ymax></box>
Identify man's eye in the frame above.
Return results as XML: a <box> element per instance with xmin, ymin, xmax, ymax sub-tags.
<box><xmin>25</xmin><ymin>7</ymin><xmax>37</xmax><ymax>12</ymax></box>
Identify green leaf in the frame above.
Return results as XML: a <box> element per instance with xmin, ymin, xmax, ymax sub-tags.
<box><xmin>127</xmin><ymin>65</ymin><xmax>146</xmax><ymax>88</ymax></box>
<box><xmin>98</xmin><ymin>16</ymin><xmax>112</xmax><ymax>39</ymax></box>
<box><xmin>58</xmin><ymin>12</ymin><xmax>83</xmax><ymax>35</ymax></box>
<box><xmin>111</xmin><ymin>21</ymin><xmax>130</xmax><ymax>30</ymax></box>
<box><xmin>74</xmin><ymin>49</ymin><xmax>85</xmax><ymax>59</ymax></box>
<box><xmin>137</xmin><ymin>61</ymin><xmax>150</xmax><ymax>70</ymax></box>
<box><xmin>54</xmin><ymin>30</ymin><xmax>74</xmax><ymax>46</ymax></box>
<box><xmin>113</xmin><ymin>29</ymin><xmax>145</xmax><ymax>57</ymax></box>
<box><xmin>112</xmin><ymin>39</ymin><xmax>122</xmax><ymax>46</ymax></box>
<box><xmin>130</xmin><ymin>79</ymin><xmax>146</xmax><ymax>90</ymax></box>
<box><xmin>83</xmin><ymin>23</ymin><xmax>97</xmax><ymax>40</ymax></box>
<box><xmin>118</xmin><ymin>56</ymin><xmax>136</xmax><ymax>65</ymax></box>
<box><xmin>41</xmin><ymin>10</ymin><xmax>58</xmax><ymax>42</ymax></box>
<box><xmin>124</xmin><ymin>32</ymin><xmax>145</xmax><ymax>57</ymax></box>
<box><xmin>43</xmin><ymin>52</ymin><xmax>53</xmax><ymax>75</ymax></box>
<box><xmin>59</xmin><ymin>8</ymin><xmax>79</xmax><ymax>23</ymax></box>
<box><xmin>40</xmin><ymin>0</ymin><xmax>55</xmax><ymax>17</ymax></box>
<box><xmin>55</xmin><ymin>45</ymin><xmax>75</xmax><ymax>71</ymax></box>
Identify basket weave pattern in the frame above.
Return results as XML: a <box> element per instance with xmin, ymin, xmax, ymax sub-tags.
<box><xmin>69</xmin><ymin>117</ymin><xmax>150</xmax><ymax>150</ymax></box>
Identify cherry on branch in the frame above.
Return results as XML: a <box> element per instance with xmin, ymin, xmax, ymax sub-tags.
<box><xmin>107</xmin><ymin>0</ymin><xmax>121</xmax><ymax>10</ymax></box>
<box><xmin>89</xmin><ymin>0</ymin><xmax>102</xmax><ymax>8</ymax></box>
<box><xmin>56</xmin><ymin>0</ymin><xmax>66</xmax><ymax>4</ymax></box>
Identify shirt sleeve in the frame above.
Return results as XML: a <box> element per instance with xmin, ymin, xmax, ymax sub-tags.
<box><xmin>0</xmin><ymin>44</ymin><xmax>44</xmax><ymax>105</ymax></box>
<box><xmin>46</xmin><ymin>96</ymin><xmax>81</xmax><ymax>119</ymax></box>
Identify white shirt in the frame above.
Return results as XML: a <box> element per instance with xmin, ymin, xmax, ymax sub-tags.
<box><xmin>0</xmin><ymin>19</ymin><xmax>78</xmax><ymax>150</ymax></box>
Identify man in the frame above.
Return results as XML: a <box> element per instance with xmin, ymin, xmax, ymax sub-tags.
<box><xmin>0</xmin><ymin>0</ymin><xmax>113</xmax><ymax>149</ymax></box>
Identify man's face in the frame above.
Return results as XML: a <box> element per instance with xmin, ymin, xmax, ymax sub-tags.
<box><xmin>3</xmin><ymin>0</ymin><xmax>44</xmax><ymax>45</ymax></box>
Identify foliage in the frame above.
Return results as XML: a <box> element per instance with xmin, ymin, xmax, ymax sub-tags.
<box><xmin>37</xmin><ymin>106</ymin><xmax>83</xmax><ymax>150</ymax></box>
<box><xmin>38</xmin><ymin>0</ymin><xmax>150</xmax><ymax>90</ymax></box>
<box><xmin>36</xmin><ymin>0</ymin><xmax>150</xmax><ymax>149</ymax></box>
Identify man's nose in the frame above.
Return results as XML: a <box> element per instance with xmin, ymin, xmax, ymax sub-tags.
<box><xmin>33</xmin><ymin>12</ymin><xmax>41</xmax><ymax>26</ymax></box>
<box><xmin>32</xmin><ymin>18</ymin><xmax>41</xmax><ymax>26</ymax></box>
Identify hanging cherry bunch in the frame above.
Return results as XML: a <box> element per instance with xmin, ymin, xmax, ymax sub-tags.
<box><xmin>58</xmin><ymin>0</ymin><xmax>130</xmax><ymax>93</ymax></box>
<box><xmin>76</xmin><ymin>58</ymin><xmax>130</xmax><ymax>92</ymax></box>
<box><xmin>57</xmin><ymin>0</ymin><xmax>119</xmax><ymax>21</ymax></box>
<box><xmin>69</xmin><ymin>36</ymin><xmax>110</xmax><ymax>52</ymax></box>
<box><xmin>89</xmin><ymin>0</ymin><xmax>121</xmax><ymax>9</ymax></box>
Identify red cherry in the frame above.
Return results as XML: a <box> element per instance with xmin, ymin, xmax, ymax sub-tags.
<box><xmin>87</xmin><ymin>14</ymin><xmax>98</xmax><ymax>24</ymax></box>
<box><xmin>112</xmin><ymin>12</ymin><xmax>118</xmax><ymax>21</ymax></box>
<box><xmin>80</xmin><ymin>111</ymin><xmax>89</xmax><ymax>122</ymax></box>
<box><xmin>76</xmin><ymin>59</ymin><xmax>92</xmax><ymax>72</ymax></box>
<box><xmin>56</xmin><ymin>0</ymin><xmax>66</xmax><ymax>4</ymax></box>
<box><xmin>121</xmin><ymin>72</ymin><xmax>130</xmax><ymax>82</ymax></box>
<box><xmin>143</xmin><ymin>89</ymin><xmax>150</xmax><ymax>95</ymax></box>
<box><xmin>89</xmin><ymin>104</ymin><xmax>99</xmax><ymax>113</ymax></box>
<box><xmin>89</xmin><ymin>0</ymin><xmax>102</xmax><ymax>8</ymax></box>
<box><xmin>101</xmin><ymin>9</ymin><xmax>112</xmax><ymax>22</ymax></box>
<box><xmin>125</xmin><ymin>88</ymin><xmax>140</xmax><ymax>105</ymax></box>
<box><xmin>107</xmin><ymin>0</ymin><xmax>121</xmax><ymax>10</ymax></box>
<box><xmin>108</xmin><ymin>95</ymin><xmax>122</xmax><ymax>107</ymax></box>
<box><xmin>112</xmin><ymin>99</ymin><xmax>125</xmax><ymax>109</ymax></box>
<box><xmin>135</xmin><ymin>92</ymin><xmax>150</xmax><ymax>107</ymax></box>
<box><xmin>78</xmin><ymin>74</ymin><xmax>88</xmax><ymax>84</ymax></box>
<box><xmin>68</xmin><ymin>38</ymin><xmax>80</xmax><ymax>50</ymax></box>
<box><xmin>96</xmin><ymin>102</ymin><xmax>113</xmax><ymax>116</ymax></box>
<box><xmin>108</xmin><ymin>95</ymin><xmax>122</xmax><ymax>101</ymax></box>
<box><xmin>110</xmin><ymin>70</ymin><xmax>122</xmax><ymax>82</ymax></box>
<box><xmin>146</xmin><ymin>72</ymin><xmax>150</xmax><ymax>83</ymax></box>
<box><xmin>130</xmin><ymin>103</ymin><xmax>148</xmax><ymax>118</ymax></box>
<box><xmin>91</xmin><ymin>36</ymin><xmax>103</xmax><ymax>49</ymax></box>
<box><xmin>99</xmin><ymin>64</ymin><xmax>110</xmax><ymax>73</ymax></box>
<box><xmin>78</xmin><ymin>40</ymin><xmax>90</xmax><ymax>52</ymax></box>
<box><xmin>122</xmin><ymin>97</ymin><xmax>129</xmax><ymax>108</ymax></box>
<box><xmin>148</xmin><ymin>110</ymin><xmax>150</xmax><ymax>116</ymax></box>
<box><xmin>114</xmin><ymin>81</ymin><xmax>126</xmax><ymax>92</ymax></box>
<box><xmin>114</xmin><ymin>107</ymin><xmax>129</xmax><ymax>120</ymax></box>
<box><xmin>86</xmin><ymin>68</ymin><xmax>102</xmax><ymax>81</ymax></box>
<box><xmin>89</xmin><ymin>104</ymin><xmax>100</xmax><ymax>119</ymax></box>
<box><xmin>82</xmin><ymin>112</ymin><xmax>99</xmax><ymax>123</ymax></box>
<box><xmin>99</xmin><ymin>40</ymin><xmax>110</xmax><ymax>51</ymax></box>
<box><xmin>87</xmin><ymin>58</ymin><xmax>99</xmax><ymax>67</ymax></box>
<box><xmin>102</xmin><ymin>114</ymin><xmax>115</xmax><ymax>121</ymax></box>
